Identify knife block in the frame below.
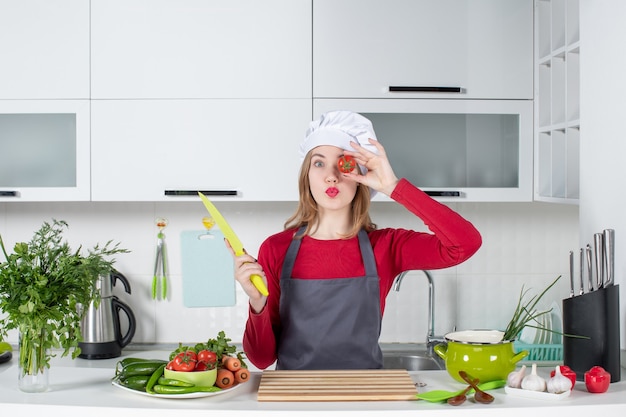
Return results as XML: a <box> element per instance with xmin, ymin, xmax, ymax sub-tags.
<box><xmin>562</xmin><ymin>284</ymin><xmax>620</xmax><ymax>382</ymax></box>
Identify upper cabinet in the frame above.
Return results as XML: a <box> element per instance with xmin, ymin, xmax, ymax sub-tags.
<box><xmin>91</xmin><ymin>99</ymin><xmax>311</xmax><ymax>202</ymax></box>
<box><xmin>315</xmin><ymin>99</ymin><xmax>533</xmax><ymax>202</ymax></box>
<box><xmin>313</xmin><ymin>0</ymin><xmax>534</xmax><ymax>100</ymax></box>
<box><xmin>534</xmin><ymin>0</ymin><xmax>580</xmax><ymax>204</ymax></box>
<box><xmin>89</xmin><ymin>0</ymin><xmax>313</xmax><ymax>201</ymax></box>
<box><xmin>91</xmin><ymin>0</ymin><xmax>311</xmax><ymax>99</ymax></box>
<box><xmin>0</xmin><ymin>0</ymin><xmax>89</xmax><ymax>99</ymax></box>
<box><xmin>0</xmin><ymin>100</ymin><xmax>91</xmax><ymax>201</ymax></box>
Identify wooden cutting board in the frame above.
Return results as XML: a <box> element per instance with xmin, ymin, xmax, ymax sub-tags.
<box><xmin>257</xmin><ymin>369</ymin><xmax>418</xmax><ymax>402</ymax></box>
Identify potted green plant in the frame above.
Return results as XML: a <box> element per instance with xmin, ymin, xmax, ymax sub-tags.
<box><xmin>0</xmin><ymin>219</ymin><xmax>128</xmax><ymax>392</ymax></box>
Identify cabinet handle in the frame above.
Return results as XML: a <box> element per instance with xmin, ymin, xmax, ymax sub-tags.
<box><xmin>424</xmin><ymin>191</ymin><xmax>461</xmax><ymax>197</ymax></box>
<box><xmin>389</xmin><ymin>86</ymin><xmax>462</xmax><ymax>93</ymax></box>
<box><xmin>0</xmin><ymin>191</ymin><xmax>19</xmax><ymax>197</ymax></box>
<box><xmin>164</xmin><ymin>190</ymin><xmax>238</xmax><ymax>197</ymax></box>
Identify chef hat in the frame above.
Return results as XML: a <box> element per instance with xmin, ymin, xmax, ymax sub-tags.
<box><xmin>301</xmin><ymin>110</ymin><xmax>378</xmax><ymax>164</ymax></box>
<box><xmin>301</xmin><ymin>110</ymin><xmax>379</xmax><ymax>198</ymax></box>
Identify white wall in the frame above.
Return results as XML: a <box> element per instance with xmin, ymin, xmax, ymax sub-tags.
<box><xmin>580</xmin><ymin>0</ymin><xmax>626</xmax><ymax>348</ymax></box>
<box><xmin>0</xmin><ymin>200</ymin><xmax>578</xmax><ymax>346</ymax></box>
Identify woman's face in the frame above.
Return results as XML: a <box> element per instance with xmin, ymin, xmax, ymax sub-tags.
<box><xmin>307</xmin><ymin>145</ymin><xmax>358</xmax><ymax>211</ymax></box>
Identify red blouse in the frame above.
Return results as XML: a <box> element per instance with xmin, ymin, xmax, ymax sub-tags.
<box><xmin>243</xmin><ymin>178</ymin><xmax>482</xmax><ymax>369</ymax></box>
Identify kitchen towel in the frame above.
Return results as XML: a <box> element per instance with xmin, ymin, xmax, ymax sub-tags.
<box><xmin>180</xmin><ymin>229</ymin><xmax>236</xmax><ymax>307</ymax></box>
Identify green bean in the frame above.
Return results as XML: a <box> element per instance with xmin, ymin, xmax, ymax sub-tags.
<box><xmin>152</xmin><ymin>384</ymin><xmax>222</xmax><ymax>395</ymax></box>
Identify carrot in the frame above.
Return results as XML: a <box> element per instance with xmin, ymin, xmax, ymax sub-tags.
<box><xmin>216</xmin><ymin>368</ymin><xmax>235</xmax><ymax>389</ymax></box>
<box><xmin>234</xmin><ymin>367</ymin><xmax>249</xmax><ymax>384</ymax></box>
<box><xmin>223</xmin><ymin>356</ymin><xmax>241</xmax><ymax>372</ymax></box>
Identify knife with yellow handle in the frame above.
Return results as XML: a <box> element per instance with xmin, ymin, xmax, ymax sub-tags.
<box><xmin>198</xmin><ymin>192</ymin><xmax>269</xmax><ymax>296</ymax></box>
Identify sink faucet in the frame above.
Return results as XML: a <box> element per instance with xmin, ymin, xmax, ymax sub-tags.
<box><xmin>393</xmin><ymin>270</ymin><xmax>447</xmax><ymax>350</ymax></box>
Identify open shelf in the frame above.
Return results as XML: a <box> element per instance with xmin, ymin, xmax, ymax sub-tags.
<box><xmin>534</xmin><ymin>0</ymin><xmax>580</xmax><ymax>203</ymax></box>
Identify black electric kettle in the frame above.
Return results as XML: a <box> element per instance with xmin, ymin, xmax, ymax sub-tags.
<box><xmin>78</xmin><ymin>270</ymin><xmax>136</xmax><ymax>359</ymax></box>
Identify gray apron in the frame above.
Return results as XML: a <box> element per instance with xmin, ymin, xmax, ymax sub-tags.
<box><xmin>276</xmin><ymin>227</ymin><xmax>383</xmax><ymax>370</ymax></box>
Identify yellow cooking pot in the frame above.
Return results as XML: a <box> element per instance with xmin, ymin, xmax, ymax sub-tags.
<box><xmin>434</xmin><ymin>330</ymin><xmax>529</xmax><ymax>383</ymax></box>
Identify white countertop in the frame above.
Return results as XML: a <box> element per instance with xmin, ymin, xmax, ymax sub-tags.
<box><xmin>1</xmin><ymin>349</ymin><xmax>625</xmax><ymax>417</ymax></box>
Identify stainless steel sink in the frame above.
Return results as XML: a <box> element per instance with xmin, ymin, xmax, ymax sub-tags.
<box><xmin>382</xmin><ymin>351</ymin><xmax>444</xmax><ymax>371</ymax></box>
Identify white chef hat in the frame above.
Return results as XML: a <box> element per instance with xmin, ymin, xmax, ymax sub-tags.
<box><xmin>301</xmin><ymin>111</ymin><xmax>378</xmax><ymax>168</ymax></box>
<box><xmin>301</xmin><ymin>110</ymin><xmax>379</xmax><ymax>198</ymax></box>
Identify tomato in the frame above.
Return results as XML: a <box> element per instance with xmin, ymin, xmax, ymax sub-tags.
<box><xmin>197</xmin><ymin>349</ymin><xmax>217</xmax><ymax>366</ymax></box>
<box><xmin>585</xmin><ymin>366</ymin><xmax>610</xmax><ymax>393</ymax></box>
<box><xmin>337</xmin><ymin>155</ymin><xmax>357</xmax><ymax>173</ymax></box>
<box><xmin>550</xmin><ymin>365</ymin><xmax>577</xmax><ymax>390</ymax></box>
<box><xmin>194</xmin><ymin>361</ymin><xmax>208</xmax><ymax>371</ymax></box>
<box><xmin>172</xmin><ymin>350</ymin><xmax>197</xmax><ymax>372</ymax></box>
<box><xmin>166</xmin><ymin>360</ymin><xmax>176</xmax><ymax>370</ymax></box>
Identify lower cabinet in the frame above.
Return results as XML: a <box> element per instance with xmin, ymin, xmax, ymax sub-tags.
<box><xmin>90</xmin><ymin>100</ymin><xmax>312</xmax><ymax>201</ymax></box>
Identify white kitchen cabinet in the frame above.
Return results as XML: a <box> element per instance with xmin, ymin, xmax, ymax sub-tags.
<box><xmin>0</xmin><ymin>0</ymin><xmax>89</xmax><ymax>99</ymax></box>
<box><xmin>91</xmin><ymin>0</ymin><xmax>311</xmax><ymax>99</ymax></box>
<box><xmin>313</xmin><ymin>0</ymin><xmax>533</xmax><ymax>100</ymax></box>
<box><xmin>315</xmin><ymin>99</ymin><xmax>534</xmax><ymax>202</ymax></box>
<box><xmin>534</xmin><ymin>0</ymin><xmax>580</xmax><ymax>204</ymax></box>
<box><xmin>91</xmin><ymin>99</ymin><xmax>311</xmax><ymax>201</ymax></box>
<box><xmin>0</xmin><ymin>100</ymin><xmax>91</xmax><ymax>201</ymax></box>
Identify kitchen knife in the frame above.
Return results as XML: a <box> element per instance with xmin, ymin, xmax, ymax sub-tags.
<box><xmin>578</xmin><ymin>248</ymin><xmax>584</xmax><ymax>295</ymax></box>
<box><xmin>198</xmin><ymin>192</ymin><xmax>269</xmax><ymax>296</ymax></box>
<box><xmin>569</xmin><ymin>250</ymin><xmax>574</xmax><ymax>297</ymax></box>
<box><xmin>603</xmin><ymin>229</ymin><xmax>615</xmax><ymax>287</ymax></box>
<box><xmin>585</xmin><ymin>244</ymin><xmax>593</xmax><ymax>293</ymax></box>
<box><xmin>594</xmin><ymin>233</ymin><xmax>604</xmax><ymax>290</ymax></box>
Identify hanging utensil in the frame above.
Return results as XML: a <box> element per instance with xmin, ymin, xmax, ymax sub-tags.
<box><xmin>152</xmin><ymin>217</ymin><xmax>169</xmax><ymax>300</ymax></box>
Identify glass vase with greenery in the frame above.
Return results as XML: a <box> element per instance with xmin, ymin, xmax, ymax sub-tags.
<box><xmin>0</xmin><ymin>219</ymin><xmax>128</xmax><ymax>392</ymax></box>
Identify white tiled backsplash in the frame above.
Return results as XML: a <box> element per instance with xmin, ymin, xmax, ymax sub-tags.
<box><xmin>0</xmin><ymin>201</ymin><xmax>578</xmax><ymax>346</ymax></box>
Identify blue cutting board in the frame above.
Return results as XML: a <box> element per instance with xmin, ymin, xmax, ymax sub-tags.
<box><xmin>180</xmin><ymin>230</ymin><xmax>236</xmax><ymax>307</ymax></box>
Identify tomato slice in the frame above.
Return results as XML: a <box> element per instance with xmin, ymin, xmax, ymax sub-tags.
<box><xmin>337</xmin><ymin>155</ymin><xmax>357</xmax><ymax>173</ymax></box>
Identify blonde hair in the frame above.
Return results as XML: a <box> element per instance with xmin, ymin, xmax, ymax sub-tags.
<box><xmin>284</xmin><ymin>152</ymin><xmax>377</xmax><ymax>239</ymax></box>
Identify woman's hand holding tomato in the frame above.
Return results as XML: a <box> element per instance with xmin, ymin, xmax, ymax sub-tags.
<box><xmin>342</xmin><ymin>139</ymin><xmax>399</xmax><ymax>197</ymax></box>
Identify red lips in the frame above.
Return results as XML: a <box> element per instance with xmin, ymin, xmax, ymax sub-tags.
<box><xmin>326</xmin><ymin>187</ymin><xmax>339</xmax><ymax>197</ymax></box>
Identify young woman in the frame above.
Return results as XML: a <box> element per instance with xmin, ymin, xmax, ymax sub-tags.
<box><xmin>227</xmin><ymin>111</ymin><xmax>482</xmax><ymax>370</ymax></box>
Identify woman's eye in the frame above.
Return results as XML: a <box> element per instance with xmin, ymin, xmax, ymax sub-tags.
<box><xmin>313</xmin><ymin>160</ymin><xmax>324</xmax><ymax>168</ymax></box>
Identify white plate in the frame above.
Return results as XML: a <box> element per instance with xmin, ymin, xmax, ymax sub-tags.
<box><xmin>519</xmin><ymin>324</ymin><xmax>537</xmax><ymax>344</ymax></box>
<box><xmin>539</xmin><ymin>312</ymin><xmax>552</xmax><ymax>344</ymax></box>
<box><xmin>550</xmin><ymin>301</ymin><xmax>562</xmax><ymax>344</ymax></box>
<box><xmin>505</xmin><ymin>385</ymin><xmax>571</xmax><ymax>400</ymax></box>
<box><xmin>111</xmin><ymin>379</ymin><xmax>243</xmax><ymax>399</ymax></box>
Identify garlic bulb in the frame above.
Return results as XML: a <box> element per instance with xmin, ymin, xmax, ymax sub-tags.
<box><xmin>547</xmin><ymin>365</ymin><xmax>573</xmax><ymax>393</ymax></box>
<box><xmin>521</xmin><ymin>363</ymin><xmax>547</xmax><ymax>392</ymax></box>
<box><xmin>507</xmin><ymin>364</ymin><xmax>527</xmax><ymax>388</ymax></box>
